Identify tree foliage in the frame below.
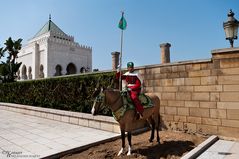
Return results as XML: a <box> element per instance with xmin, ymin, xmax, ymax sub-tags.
<box><xmin>0</xmin><ymin>37</ymin><xmax>22</xmax><ymax>83</ymax></box>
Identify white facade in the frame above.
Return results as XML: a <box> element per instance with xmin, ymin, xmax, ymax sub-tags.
<box><xmin>16</xmin><ymin>18</ymin><xmax>92</xmax><ymax>80</ymax></box>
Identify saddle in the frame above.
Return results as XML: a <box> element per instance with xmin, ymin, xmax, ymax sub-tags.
<box><xmin>112</xmin><ymin>92</ymin><xmax>154</xmax><ymax>121</ymax></box>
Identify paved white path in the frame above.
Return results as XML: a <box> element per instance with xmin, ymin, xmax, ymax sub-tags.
<box><xmin>0</xmin><ymin>109</ymin><xmax>119</xmax><ymax>159</ymax></box>
<box><xmin>197</xmin><ymin>139</ymin><xmax>239</xmax><ymax>159</ymax></box>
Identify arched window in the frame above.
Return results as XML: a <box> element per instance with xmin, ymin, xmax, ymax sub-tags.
<box><xmin>39</xmin><ymin>64</ymin><xmax>44</xmax><ymax>78</ymax></box>
<box><xmin>66</xmin><ymin>63</ymin><xmax>76</xmax><ymax>75</ymax></box>
<box><xmin>21</xmin><ymin>65</ymin><xmax>27</xmax><ymax>80</ymax></box>
<box><xmin>28</xmin><ymin>66</ymin><xmax>32</xmax><ymax>79</ymax></box>
<box><xmin>54</xmin><ymin>64</ymin><xmax>62</xmax><ymax>76</ymax></box>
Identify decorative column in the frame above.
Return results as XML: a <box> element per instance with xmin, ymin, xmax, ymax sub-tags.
<box><xmin>111</xmin><ymin>51</ymin><xmax>120</xmax><ymax>70</ymax></box>
<box><xmin>160</xmin><ymin>43</ymin><xmax>171</xmax><ymax>63</ymax></box>
<box><xmin>32</xmin><ymin>43</ymin><xmax>40</xmax><ymax>79</ymax></box>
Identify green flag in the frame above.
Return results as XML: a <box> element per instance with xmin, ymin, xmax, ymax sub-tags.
<box><xmin>118</xmin><ymin>14</ymin><xmax>127</xmax><ymax>30</ymax></box>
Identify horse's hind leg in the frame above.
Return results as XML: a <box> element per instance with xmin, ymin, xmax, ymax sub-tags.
<box><xmin>156</xmin><ymin>115</ymin><xmax>160</xmax><ymax>142</ymax></box>
<box><xmin>127</xmin><ymin>131</ymin><xmax>132</xmax><ymax>156</ymax></box>
<box><xmin>148</xmin><ymin>118</ymin><xmax>155</xmax><ymax>142</ymax></box>
<box><xmin>156</xmin><ymin>127</ymin><xmax>160</xmax><ymax>142</ymax></box>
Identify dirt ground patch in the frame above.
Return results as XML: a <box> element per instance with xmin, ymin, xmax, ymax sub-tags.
<box><xmin>61</xmin><ymin>130</ymin><xmax>207</xmax><ymax>159</ymax></box>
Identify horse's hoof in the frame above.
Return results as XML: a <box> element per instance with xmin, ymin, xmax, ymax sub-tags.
<box><xmin>127</xmin><ymin>151</ymin><xmax>131</xmax><ymax>156</ymax></box>
<box><xmin>117</xmin><ymin>148</ymin><xmax>124</xmax><ymax>156</ymax></box>
<box><xmin>149</xmin><ymin>139</ymin><xmax>153</xmax><ymax>142</ymax></box>
<box><xmin>157</xmin><ymin>137</ymin><xmax>160</xmax><ymax>142</ymax></box>
<box><xmin>127</xmin><ymin>146</ymin><xmax>131</xmax><ymax>156</ymax></box>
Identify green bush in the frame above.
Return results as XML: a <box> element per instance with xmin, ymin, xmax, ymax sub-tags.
<box><xmin>0</xmin><ymin>72</ymin><xmax>115</xmax><ymax>116</ymax></box>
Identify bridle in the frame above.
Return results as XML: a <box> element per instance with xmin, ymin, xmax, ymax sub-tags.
<box><xmin>94</xmin><ymin>90</ymin><xmax>122</xmax><ymax>113</ymax></box>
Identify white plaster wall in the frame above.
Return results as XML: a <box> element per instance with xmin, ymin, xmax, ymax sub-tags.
<box><xmin>36</xmin><ymin>38</ymin><xmax>48</xmax><ymax>78</ymax></box>
<box><xmin>18</xmin><ymin>52</ymin><xmax>33</xmax><ymax>71</ymax></box>
<box><xmin>47</xmin><ymin>40</ymin><xmax>92</xmax><ymax>77</ymax></box>
<box><xmin>17</xmin><ymin>31</ymin><xmax>92</xmax><ymax>79</ymax></box>
<box><xmin>17</xmin><ymin>44</ymin><xmax>34</xmax><ymax>79</ymax></box>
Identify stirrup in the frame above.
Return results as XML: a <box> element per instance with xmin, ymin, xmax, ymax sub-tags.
<box><xmin>139</xmin><ymin>113</ymin><xmax>143</xmax><ymax>119</ymax></box>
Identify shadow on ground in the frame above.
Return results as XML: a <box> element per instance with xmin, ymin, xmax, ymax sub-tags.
<box><xmin>132</xmin><ymin>140</ymin><xmax>195</xmax><ymax>159</ymax></box>
<box><xmin>61</xmin><ymin>130</ymin><xmax>206</xmax><ymax>159</ymax></box>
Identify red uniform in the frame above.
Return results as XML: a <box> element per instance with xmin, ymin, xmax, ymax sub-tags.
<box><xmin>116</xmin><ymin>71</ymin><xmax>144</xmax><ymax>114</ymax></box>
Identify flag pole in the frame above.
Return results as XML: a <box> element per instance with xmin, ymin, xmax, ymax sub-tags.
<box><xmin>119</xmin><ymin>11</ymin><xmax>124</xmax><ymax>91</ymax></box>
<box><xmin>119</xmin><ymin>22</ymin><xmax>123</xmax><ymax>90</ymax></box>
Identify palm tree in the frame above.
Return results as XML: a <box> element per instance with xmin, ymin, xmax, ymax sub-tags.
<box><xmin>0</xmin><ymin>47</ymin><xmax>5</xmax><ymax>59</ymax></box>
<box><xmin>0</xmin><ymin>37</ymin><xmax>22</xmax><ymax>83</ymax></box>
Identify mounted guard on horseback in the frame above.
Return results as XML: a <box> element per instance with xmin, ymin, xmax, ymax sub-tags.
<box><xmin>91</xmin><ymin>12</ymin><xmax>160</xmax><ymax>156</ymax></box>
<box><xmin>116</xmin><ymin>62</ymin><xmax>145</xmax><ymax>119</ymax></box>
<box><xmin>91</xmin><ymin>62</ymin><xmax>161</xmax><ymax>156</ymax></box>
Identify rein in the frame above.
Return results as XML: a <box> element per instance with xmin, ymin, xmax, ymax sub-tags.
<box><xmin>104</xmin><ymin>91</ymin><xmax>122</xmax><ymax>112</ymax></box>
<box><xmin>104</xmin><ymin>90</ymin><xmax>130</xmax><ymax>121</ymax></box>
<box><xmin>96</xmin><ymin>90</ymin><xmax>126</xmax><ymax>121</ymax></box>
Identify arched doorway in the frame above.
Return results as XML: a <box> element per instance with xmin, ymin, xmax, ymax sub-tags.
<box><xmin>80</xmin><ymin>67</ymin><xmax>86</xmax><ymax>73</ymax></box>
<box><xmin>17</xmin><ymin>70</ymin><xmax>20</xmax><ymax>80</ymax></box>
<box><xmin>66</xmin><ymin>63</ymin><xmax>76</xmax><ymax>75</ymax></box>
<box><xmin>39</xmin><ymin>64</ymin><xmax>44</xmax><ymax>78</ymax></box>
<box><xmin>54</xmin><ymin>64</ymin><xmax>62</xmax><ymax>76</ymax></box>
<box><xmin>21</xmin><ymin>65</ymin><xmax>27</xmax><ymax>80</ymax></box>
<box><xmin>28</xmin><ymin>66</ymin><xmax>32</xmax><ymax>79</ymax></box>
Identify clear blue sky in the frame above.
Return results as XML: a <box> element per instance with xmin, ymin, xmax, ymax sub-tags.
<box><xmin>0</xmin><ymin>0</ymin><xmax>238</xmax><ymax>70</ymax></box>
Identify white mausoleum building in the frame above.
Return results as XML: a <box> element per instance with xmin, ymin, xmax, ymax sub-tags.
<box><xmin>17</xmin><ymin>17</ymin><xmax>92</xmax><ymax>80</ymax></box>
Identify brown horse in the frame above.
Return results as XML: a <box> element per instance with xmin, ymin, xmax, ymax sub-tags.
<box><xmin>91</xmin><ymin>88</ymin><xmax>160</xmax><ymax>156</ymax></box>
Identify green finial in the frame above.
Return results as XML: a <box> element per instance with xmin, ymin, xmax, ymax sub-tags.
<box><xmin>48</xmin><ymin>14</ymin><xmax>51</xmax><ymax>31</ymax></box>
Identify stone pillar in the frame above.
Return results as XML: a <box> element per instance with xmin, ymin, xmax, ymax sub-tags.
<box><xmin>211</xmin><ymin>47</ymin><xmax>239</xmax><ymax>69</ymax></box>
<box><xmin>111</xmin><ymin>51</ymin><xmax>120</xmax><ymax>70</ymax></box>
<box><xmin>160</xmin><ymin>43</ymin><xmax>171</xmax><ymax>63</ymax></box>
<box><xmin>32</xmin><ymin>43</ymin><xmax>40</xmax><ymax>79</ymax></box>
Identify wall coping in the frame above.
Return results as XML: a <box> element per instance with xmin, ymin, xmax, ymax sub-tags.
<box><xmin>0</xmin><ymin>102</ymin><xmax>148</xmax><ymax>133</ymax></box>
<box><xmin>211</xmin><ymin>47</ymin><xmax>239</xmax><ymax>54</ymax></box>
<box><xmin>0</xmin><ymin>102</ymin><xmax>113</xmax><ymax>122</ymax></box>
<box><xmin>95</xmin><ymin>58</ymin><xmax>212</xmax><ymax>72</ymax></box>
<box><xmin>99</xmin><ymin>59</ymin><xmax>211</xmax><ymax>72</ymax></box>
<box><xmin>135</xmin><ymin>58</ymin><xmax>212</xmax><ymax>70</ymax></box>
<box><xmin>0</xmin><ymin>102</ymin><xmax>120</xmax><ymax>133</ymax></box>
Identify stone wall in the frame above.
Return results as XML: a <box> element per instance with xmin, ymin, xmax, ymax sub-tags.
<box><xmin>137</xmin><ymin>47</ymin><xmax>239</xmax><ymax>139</ymax></box>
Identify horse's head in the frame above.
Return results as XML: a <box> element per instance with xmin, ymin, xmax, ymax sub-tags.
<box><xmin>91</xmin><ymin>88</ymin><xmax>122</xmax><ymax>116</ymax></box>
<box><xmin>91</xmin><ymin>88</ymin><xmax>105</xmax><ymax>115</ymax></box>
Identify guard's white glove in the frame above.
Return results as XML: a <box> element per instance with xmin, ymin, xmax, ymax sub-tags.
<box><xmin>123</xmin><ymin>86</ymin><xmax>131</xmax><ymax>91</ymax></box>
<box><xmin>122</xmin><ymin>86</ymin><xmax>128</xmax><ymax>92</ymax></box>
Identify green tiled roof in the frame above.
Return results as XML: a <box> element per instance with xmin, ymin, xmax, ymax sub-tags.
<box><xmin>32</xmin><ymin>20</ymin><xmax>67</xmax><ymax>39</ymax></box>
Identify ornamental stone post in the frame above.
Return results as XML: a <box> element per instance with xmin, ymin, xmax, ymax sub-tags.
<box><xmin>111</xmin><ymin>51</ymin><xmax>120</xmax><ymax>70</ymax></box>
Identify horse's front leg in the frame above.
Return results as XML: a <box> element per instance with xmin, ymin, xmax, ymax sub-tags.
<box><xmin>156</xmin><ymin>116</ymin><xmax>160</xmax><ymax>142</ymax></box>
<box><xmin>127</xmin><ymin>131</ymin><xmax>132</xmax><ymax>156</ymax></box>
<box><xmin>117</xmin><ymin>129</ymin><xmax>125</xmax><ymax>156</ymax></box>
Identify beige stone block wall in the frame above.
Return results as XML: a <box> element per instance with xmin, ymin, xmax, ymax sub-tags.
<box><xmin>139</xmin><ymin>48</ymin><xmax>239</xmax><ymax>138</ymax></box>
<box><xmin>218</xmin><ymin>126</ymin><xmax>239</xmax><ymax>138</ymax></box>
